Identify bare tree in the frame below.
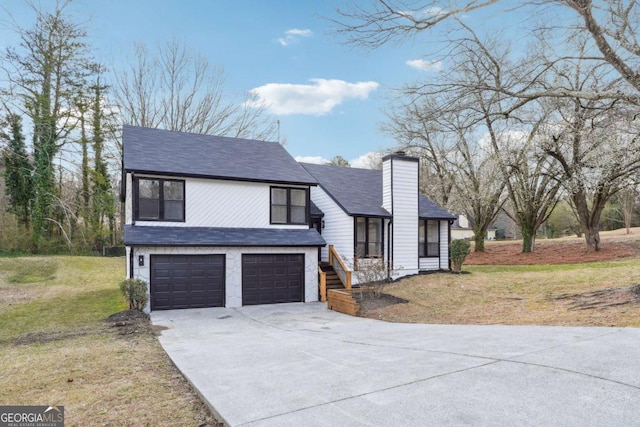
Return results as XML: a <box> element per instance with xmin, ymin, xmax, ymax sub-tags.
<box><xmin>334</xmin><ymin>0</ymin><xmax>640</xmax><ymax>97</ymax></box>
<box><xmin>332</xmin><ymin>0</ymin><xmax>500</xmax><ymax>49</ymax></box>
<box><xmin>386</xmin><ymin>95</ymin><xmax>507</xmax><ymax>252</ymax></box>
<box><xmin>114</xmin><ymin>39</ymin><xmax>277</xmax><ymax>141</ymax></box>
<box><xmin>337</xmin><ymin>3</ymin><xmax>640</xmax><ymax>251</ymax></box>
<box><xmin>615</xmin><ymin>185</ymin><xmax>638</xmax><ymax>234</ymax></box>
<box><xmin>452</xmin><ymin>32</ymin><xmax>564</xmax><ymax>253</ymax></box>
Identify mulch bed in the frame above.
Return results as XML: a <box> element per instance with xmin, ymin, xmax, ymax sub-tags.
<box><xmin>466</xmin><ymin>239</ymin><xmax>639</xmax><ymax>265</ymax></box>
<box><xmin>106</xmin><ymin>309</ymin><xmax>151</xmax><ymax>336</ymax></box>
<box><xmin>353</xmin><ymin>291</ymin><xmax>408</xmax><ymax>314</ymax></box>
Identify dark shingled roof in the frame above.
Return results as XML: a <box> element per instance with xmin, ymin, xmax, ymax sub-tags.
<box><xmin>300</xmin><ymin>163</ymin><xmax>455</xmax><ymax>220</ymax></box>
<box><xmin>301</xmin><ymin>163</ymin><xmax>391</xmax><ymax>217</ymax></box>
<box><xmin>124</xmin><ymin>225</ymin><xmax>326</xmax><ymax>247</ymax></box>
<box><xmin>419</xmin><ymin>195</ymin><xmax>457</xmax><ymax>220</ymax></box>
<box><xmin>123</xmin><ymin>125</ymin><xmax>317</xmax><ymax>186</ymax></box>
<box><xmin>310</xmin><ymin>201</ymin><xmax>324</xmax><ymax>218</ymax></box>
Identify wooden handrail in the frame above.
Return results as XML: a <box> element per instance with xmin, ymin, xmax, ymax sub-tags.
<box><xmin>328</xmin><ymin>245</ymin><xmax>352</xmax><ymax>289</ymax></box>
<box><xmin>318</xmin><ymin>267</ymin><xmax>327</xmax><ymax>302</ymax></box>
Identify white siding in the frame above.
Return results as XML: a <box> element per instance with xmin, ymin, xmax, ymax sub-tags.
<box><xmin>439</xmin><ymin>219</ymin><xmax>450</xmax><ymax>269</ymax></box>
<box><xmin>131</xmin><ymin>246</ymin><xmax>319</xmax><ymax>311</ymax></box>
<box><xmin>382</xmin><ymin>161</ymin><xmax>392</xmax><ymax>212</ymax></box>
<box><xmin>388</xmin><ymin>157</ymin><xmax>419</xmax><ymax>276</ymax></box>
<box><xmin>310</xmin><ymin>186</ymin><xmax>353</xmax><ymax>262</ymax></box>
<box><xmin>419</xmin><ymin>257</ymin><xmax>440</xmax><ymax>270</ymax></box>
<box><xmin>419</xmin><ymin>219</ymin><xmax>450</xmax><ymax>271</ymax></box>
<box><xmin>129</xmin><ymin>174</ymin><xmax>308</xmax><ymax>229</ymax></box>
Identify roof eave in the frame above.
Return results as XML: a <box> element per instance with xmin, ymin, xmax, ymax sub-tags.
<box><xmin>124</xmin><ymin>168</ymin><xmax>318</xmax><ymax>187</ymax></box>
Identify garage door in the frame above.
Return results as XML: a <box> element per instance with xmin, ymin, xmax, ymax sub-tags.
<box><xmin>150</xmin><ymin>255</ymin><xmax>225</xmax><ymax>310</ymax></box>
<box><xmin>242</xmin><ymin>254</ymin><xmax>304</xmax><ymax>305</ymax></box>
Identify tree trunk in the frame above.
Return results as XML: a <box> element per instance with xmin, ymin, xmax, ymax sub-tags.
<box><xmin>584</xmin><ymin>225</ymin><xmax>601</xmax><ymax>252</ymax></box>
<box><xmin>473</xmin><ymin>230</ymin><xmax>485</xmax><ymax>252</ymax></box>
<box><xmin>521</xmin><ymin>227</ymin><xmax>534</xmax><ymax>253</ymax></box>
<box><xmin>571</xmin><ymin>190</ymin><xmax>605</xmax><ymax>252</ymax></box>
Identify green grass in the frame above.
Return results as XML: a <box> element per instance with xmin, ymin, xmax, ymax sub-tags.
<box><xmin>0</xmin><ymin>256</ymin><xmax>219</xmax><ymax>426</ymax></box>
<box><xmin>0</xmin><ymin>258</ymin><xmax>59</xmax><ymax>284</ymax></box>
<box><xmin>374</xmin><ymin>257</ymin><xmax>640</xmax><ymax>326</ymax></box>
<box><xmin>0</xmin><ymin>256</ymin><xmax>126</xmax><ymax>342</ymax></box>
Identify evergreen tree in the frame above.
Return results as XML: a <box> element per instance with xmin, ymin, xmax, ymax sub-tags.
<box><xmin>1</xmin><ymin>114</ymin><xmax>33</xmax><ymax>227</ymax></box>
<box><xmin>2</xmin><ymin>2</ymin><xmax>94</xmax><ymax>244</ymax></box>
<box><xmin>90</xmin><ymin>75</ymin><xmax>115</xmax><ymax>249</ymax></box>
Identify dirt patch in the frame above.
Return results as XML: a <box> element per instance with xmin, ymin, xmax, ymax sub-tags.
<box><xmin>353</xmin><ymin>291</ymin><xmax>408</xmax><ymax>315</ymax></box>
<box><xmin>14</xmin><ymin>310</ymin><xmax>150</xmax><ymax>345</ymax></box>
<box><xmin>106</xmin><ymin>309</ymin><xmax>151</xmax><ymax>336</ymax></box>
<box><xmin>0</xmin><ymin>284</ymin><xmax>39</xmax><ymax>305</ymax></box>
<box><xmin>552</xmin><ymin>285</ymin><xmax>640</xmax><ymax>310</ymax></box>
<box><xmin>14</xmin><ymin>329</ymin><xmax>96</xmax><ymax>346</ymax></box>
<box><xmin>466</xmin><ymin>238</ymin><xmax>639</xmax><ymax>265</ymax></box>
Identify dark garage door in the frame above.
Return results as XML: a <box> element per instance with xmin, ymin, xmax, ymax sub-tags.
<box><xmin>150</xmin><ymin>255</ymin><xmax>225</xmax><ymax>310</ymax></box>
<box><xmin>242</xmin><ymin>254</ymin><xmax>304</xmax><ymax>305</ymax></box>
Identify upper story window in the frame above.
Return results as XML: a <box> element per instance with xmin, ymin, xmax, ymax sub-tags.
<box><xmin>419</xmin><ymin>219</ymin><xmax>440</xmax><ymax>257</ymax></box>
<box><xmin>270</xmin><ymin>187</ymin><xmax>308</xmax><ymax>225</ymax></box>
<box><xmin>135</xmin><ymin>178</ymin><xmax>185</xmax><ymax>221</ymax></box>
<box><xmin>355</xmin><ymin>217</ymin><xmax>383</xmax><ymax>258</ymax></box>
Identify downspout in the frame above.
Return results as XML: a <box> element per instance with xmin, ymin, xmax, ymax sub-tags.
<box><xmin>448</xmin><ymin>219</ymin><xmax>453</xmax><ymax>270</ymax></box>
<box><xmin>131</xmin><ymin>172</ymin><xmax>136</xmax><ymax>226</ymax></box>
<box><xmin>129</xmin><ymin>247</ymin><xmax>134</xmax><ymax>279</ymax></box>
<box><xmin>387</xmin><ymin>219</ymin><xmax>392</xmax><ymax>280</ymax></box>
<box><xmin>388</xmin><ymin>159</ymin><xmax>394</xmax><ymax>281</ymax></box>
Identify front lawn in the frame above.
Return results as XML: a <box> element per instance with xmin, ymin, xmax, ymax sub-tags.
<box><xmin>0</xmin><ymin>256</ymin><xmax>221</xmax><ymax>426</ymax></box>
<box><xmin>362</xmin><ymin>259</ymin><xmax>640</xmax><ymax>326</ymax></box>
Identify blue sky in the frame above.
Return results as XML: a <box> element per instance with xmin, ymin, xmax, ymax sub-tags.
<box><xmin>0</xmin><ymin>1</ymin><xmax>535</xmax><ymax>167</ymax></box>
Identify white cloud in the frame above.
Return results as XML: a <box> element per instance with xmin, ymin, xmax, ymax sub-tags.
<box><xmin>399</xmin><ymin>7</ymin><xmax>446</xmax><ymax>18</ymax></box>
<box><xmin>406</xmin><ymin>59</ymin><xmax>442</xmax><ymax>72</ymax></box>
<box><xmin>351</xmin><ymin>151</ymin><xmax>382</xmax><ymax>169</ymax></box>
<box><xmin>295</xmin><ymin>155</ymin><xmax>328</xmax><ymax>164</ymax></box>
<box><xmin>278</xmin><ymin>28</ymin><xmax>312</xmax><ymax>46</ymax></box>
<box><xmin>423</xmin><ymin>7</ymin><xmax>446</xmax><ymax>17</ymax></box>
<box><xmin>247</xmin><ymin>78</ymin><xmax>379</xmax><ymax>116</ymax></box>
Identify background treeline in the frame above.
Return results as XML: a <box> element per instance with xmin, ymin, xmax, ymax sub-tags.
<box><xmin>0</xmin><ymin>1</ymin><xmax>276</xmax><ymax>255</ymax></box>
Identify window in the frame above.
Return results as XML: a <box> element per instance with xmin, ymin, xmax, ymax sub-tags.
<box><xmin>419</xmin><ymin>220</ymin><xmax>440</xmax><ymax>257</ymax></box>
<box><xmin>270</xmin><ymin>187</ymin><xmax>308</xmax><ymax>225</ymax></box>
<box><xmin>135</xmin><ymin>178</ymin><xmax>185</xmax><ymax>221</ymax></box>
<box><xmin>355</xmin><ymin>217</ymin><xmax>383</xmax><ymax>258</ymax></box>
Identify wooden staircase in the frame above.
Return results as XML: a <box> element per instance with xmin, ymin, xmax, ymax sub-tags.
<box><xmin>318</xmin><ymin>245</ymin><xmax>353</xmax><ymax>302</ymax></box>
<box><xmin>320</xmin><ymin>263</ymin><xmax>344</xmax><ymax>291</ymax></box>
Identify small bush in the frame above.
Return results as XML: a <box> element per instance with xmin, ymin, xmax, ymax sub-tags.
<box><xmin>351</xmin><ymin>258</ymin><xmax>394</xmax><ymax>298</ymax></box>
<box><xmin>450</xmin><ymin>239</ymin><xmax>471</xmax><ymax>273</ymax></box>
<box><xmin>119</xmin><ymin>279</ymin><xmax>148</xmax><ymax>311</ymax></box>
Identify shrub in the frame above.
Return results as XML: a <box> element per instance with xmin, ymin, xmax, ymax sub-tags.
<box><xmin>351</xmin><ymin>258</ymin><xmax>394</xmax><ymax>298</ymax></box>
<box><xmin>450</xmin><ymin>239</ymin><xmax>471</xmax><ymax>273</ymax></box>
<box><xmin>119</xmin><ymin>278</ymin><xmax>149</xmax><ymax>311</ymax></box>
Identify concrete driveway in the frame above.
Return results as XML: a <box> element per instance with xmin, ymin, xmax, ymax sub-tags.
<box><xmin>151</xmin><ymin>303</ymin><xmax>640</xmax><ymax>427</ymax></box>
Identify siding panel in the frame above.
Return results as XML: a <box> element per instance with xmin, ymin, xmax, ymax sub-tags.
<box><xmin>131</xmin><ymin>176</ymin><xmax>308</xmax><ymax>229</ymax></box>
<box><xmin>310</xmin><ymin>186</ymin><xmax>353</xmax><ymax>263</ymax></box>
<box><xmin>389</xmin><ymin>158</ymin><xmax>419</xmax><ymax>275</ymax></box>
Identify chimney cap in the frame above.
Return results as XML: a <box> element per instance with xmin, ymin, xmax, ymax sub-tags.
<box><xmin>394</xmin><ymin>150</ymin><xmax>407</xmax><ymax>156</ymax></box>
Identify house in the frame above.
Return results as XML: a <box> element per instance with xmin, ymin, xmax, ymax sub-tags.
<box><xmin>451</xmin><ymin>214</ymin><xmax>498</xmax><ymax>241</ymax></box>
<box><xmin>123</xmin><ymin>126</ymin><xmax>325</xmax><ymax>311</ymax></box>
<box><xmin>301</xmin><ymin>159</ymin><xmax>456</xmax><ymax>281</ymax></box>
<box><xmin>451</xmin><ymin>215</ymin><xmax>475</xmax><ymax>241</ymax></box>
<box><xmin>123</xmin><ymin>126</ymin><xmax>456</xmax><ymax>311</ymax></box>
